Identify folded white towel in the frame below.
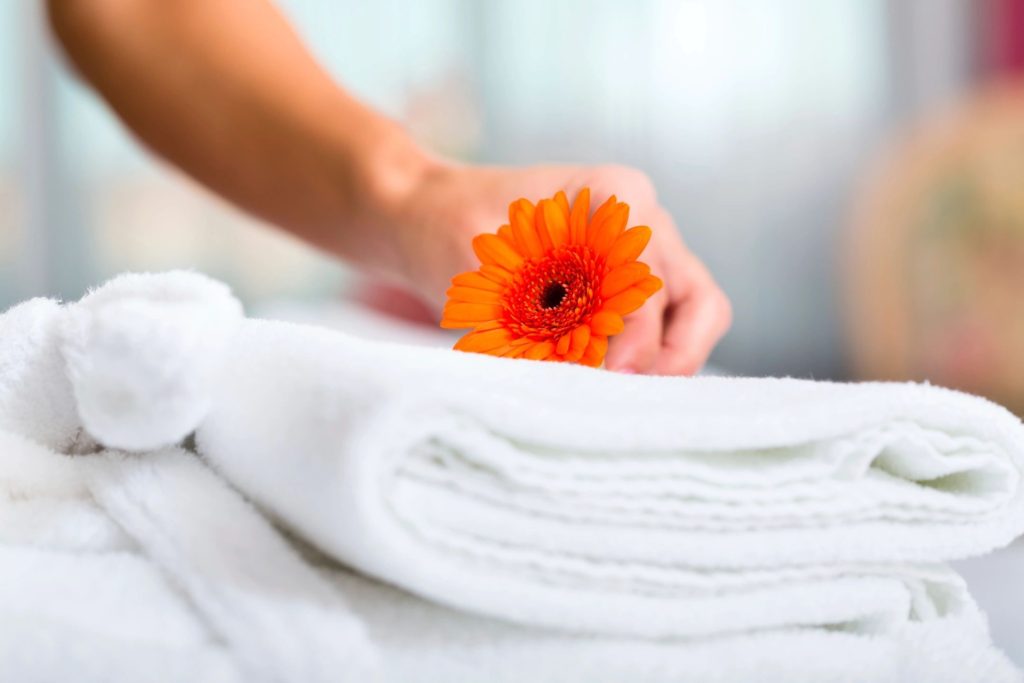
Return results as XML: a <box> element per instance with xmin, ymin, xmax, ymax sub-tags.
<box><xmin>3</xmin><ymin>270</ymin><xmax>1023</xmax><ymax>682</ymax></box>
<box><xmin>324</xmin><ymin>561</ymin><xmax>1018</xmax><ymax>683</ymax></box>
<box><xmin>8</xmin><ymin>422</ymin><xmax>1015</xmax><ymax>683</ymax></box>
<box><xmin>196</xmin><ymin>317</ymin><xmax>1024</xmax><ymax>646</ymax></box>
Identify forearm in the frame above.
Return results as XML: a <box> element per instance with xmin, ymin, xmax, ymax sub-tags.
<box><xmin>46</xmin><ymin>0</ymin><xmax>433</xmax><ymax>272</ymax></box>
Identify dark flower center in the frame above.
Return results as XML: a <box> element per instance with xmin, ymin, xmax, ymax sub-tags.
<box><xmin>540</xmin><ymin>281</ymin><xmax>567</xmax><ymax>309</ymax></box>
<box><xmin>501</xmin><ymin>244</ymin><xmax>604</xmax><ymax>342</ymax></box>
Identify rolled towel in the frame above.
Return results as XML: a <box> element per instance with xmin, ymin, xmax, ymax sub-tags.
<box><xmin>0</xmin><ymin>271</ymin><xmax>241</xmax><ymax>454</ymax></box>
<box><xmin>60</xmin><ymin>271</ymin><xmax>242</xmax><ymax>451</ymax></box>
<box><xmin>197</xmin><ymin>317</ymin><xmax>1024</xmax><ymax>644</ymax></box>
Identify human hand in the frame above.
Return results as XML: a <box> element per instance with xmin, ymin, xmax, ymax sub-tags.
<box><xmin>383</xmin><ymin>161</ymin><xmax>731</xmax><ymax>376</ymax></box>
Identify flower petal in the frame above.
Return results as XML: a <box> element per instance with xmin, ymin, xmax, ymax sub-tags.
<box><xmin>471</xmin><ymin>320</ymin><xmax>505</xmax><ymax>332</ymax></box>
<box><xmin>606</xmin><ymin>225</ymin><xmax>652</xmax><ymax>268</ymax></box>
<box><xmin>569</xmin><ymin>187</ymin><xmax>591</xmax><ymax>244</ymax></box>
<box><xmin>440</xmin><ymin>318</ymin><xmax>474</xmax><ymax>330</ymax></box>
<box><xmin>590</xmin><ymin>310</ymin><xmax>624</xmax><ymax>336</ymax></box>
<box><xmin>442</xmin><ymin>301</ymin><xmax>504</xmax><ymax>323</ymax></box>
<box><xmin>541</xmin><ymin>199</ymin><xmax>569</xmax><ymax>246</ymax></box>
<box><xmin>635</xmin><ymin>274</ymin><xmax>663</xmax><ymax>296</ymax></box>
<box><xmin>509</xmin><ymin>198</ymin><xmax>536</xmax><ymax>224</ymax></box>
<box><xmin>525</xmin><ymin>341</ymin><xmax>555</xmax><ymax>360</ymax></box>
<box><xmin>581</xmin><ymin>334</ymin><xmax>608</xmax><ymax>367</ymax></box>
<box><xmin>497</xmin><ymin>224</ymin><xmax>516</xmax><ymax>247</ymax></box>
<box><xmin>534</xmin><ymin>202</ymin><xmax>554</xmax><ymax>251</ymax></box>
<box><xmin>586</xmin><ymin>195</ymin><xmax>617</xmax><ymax>248</ymax></box>
<box><xmin>510</xmin><ymin>201</ymin><xmax>544</xmax><ymax>258</ymax></box>
<box><xmin>566</xmin><ymin>324</ymin><xmax>591</xmax><ymax>361</ymax></box>
<box><xmin>600</xmin><ymin>262</ymin><xmax>651</xmax><ymax>299</ymax></box>
<box><xmin>589</xmin><ymin>202</ymin><xmax>629</xmax><ymax>255</ymax></box>
<box><xmin>454</xmin><ymin>327</ymin><xmax>512</xmax><ymax>353</ymax></box>
<box><xmin>554</xmin><ymin>190</ymin><xmax>570</xmax><ymax>216</ymax></box>
<box><xmin>446</xmin><ymin>286</ymin><xmax>502</xmax><ymax>304</ymax></box>
<box><xmin>452</xmin><ymin>271</ymin><xmax>504</xmax><ymax>292</ymax></box>
<box><xmin>602</xmin><ymin>287</ymin><xmax>650</xmax><ymax>316</ymax></box>
<box><xmin>473</xmin><ymin>233</ymin><xmax>524</xmax><ymax>271</ymax></box>
<box><xmin>480</xmin><ymin>264</ymin><xmax>513</xmax><ymax>284</ymax></box>
<box><xmin>556</xmin><ymin>332</ymin><xmax>572</xmax><ymax>356</ymax></box>
<box><xmin>504</xmin><ymin>343</ymin><xmax>533</xmax><ymax>358</ymax></box>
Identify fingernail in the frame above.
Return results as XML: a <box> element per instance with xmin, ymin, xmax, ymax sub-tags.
<box><xmin>618</xmin><ymin>366</ymin><xmax>636</xmax><ymax>375</ymax></box>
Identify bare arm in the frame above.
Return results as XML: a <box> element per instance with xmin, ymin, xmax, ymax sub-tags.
<box><xmin>47</xmin><ymin>0</ymin><xmax>430</xmax><ymax>273</ymax></box>
<box><xmin>47</xmin><ymin>0</ymin><xmax>731</xmax><ymax>375</ymax></box>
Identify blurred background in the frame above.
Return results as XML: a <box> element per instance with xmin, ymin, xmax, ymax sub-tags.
<box><xmin>1</xmin><ymin>0</ymin><xmax>1023</xmax><ymax>406</ymax></box>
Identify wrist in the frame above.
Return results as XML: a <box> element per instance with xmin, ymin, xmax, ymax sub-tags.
<box><xmin>356</xmin><ymin>119</ymin><xmax>436</xmax><ymax>219</ymax></box>
<box><xmin>344</xmin><ymin>118</ymin><xmax>445</xmax><ymax>274</ymax></box>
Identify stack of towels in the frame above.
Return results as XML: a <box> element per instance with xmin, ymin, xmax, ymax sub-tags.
<box><xmin>2</xmin><ymin>270</ymin><xmax>1023</xmax><ymax>683</ymax></box>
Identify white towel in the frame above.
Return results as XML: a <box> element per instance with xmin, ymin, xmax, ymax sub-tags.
<box><xmin>0</xmin><ymin>298</ymin><xmax>80</xmax><ymax>452</ymax></box>
<box><xmin>0</xmin><ymin>272</ymin><xmax>377</xmax><ymax>683</ymax></box>
<box><xmin>196</xmin><ymin>316</ymin><xmax>1024</xmax><ymax>643</ymax></box>
<box><xmin>0</xmin><ymin>432</ymin><xmax>378</xmax><ymax>683</ymax></box>
<box><xmin>3</xmin><ymin>270</ymin><xmax>1023</xmax><ymax>682</ymax></box>
<box><xmin>324</xmin><ymin>561</ymin><xmax>1017</xmax><ymax>683</ymax></box>
<box><xmin>61</xmin><ymin>271</ymin><xmax>243</xmax><ymax>451</ymax></box>
<box><xmin>7</xmin><ymin>424</ymin><xmax>1013</xmax><ymax>683</ymax></box>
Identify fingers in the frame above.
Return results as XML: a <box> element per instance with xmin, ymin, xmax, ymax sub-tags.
<box><xmin>580</xmin><ymin>177</ymin><xmax>730</xmax><ymax>376</ymax></box>
<box><xmin>604</xmin><ymin>287</ymin><xmax>666</xmax><ymax>374</ymax></box>
<box><xmin>629</xmin><ymin>207</ymin><xmax>730</xmax><ymax>376</ymax></box>
<box><xmin>653</xmin><ymin>285</ymin><xmax>732</xmax><ymax>376</ymax></box>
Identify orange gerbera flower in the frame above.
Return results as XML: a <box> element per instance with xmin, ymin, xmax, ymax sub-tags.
<box><xmin>440</xmin><ymin>189</ymin><xmax>662</xmax><ymax>367</ymax></box>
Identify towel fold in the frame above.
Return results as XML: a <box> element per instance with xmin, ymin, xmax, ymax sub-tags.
<box><xmin>324</xmin><ymin>561</ymin><xmax>1017</xmax><ymax>683</ymax></box>
<box><xmin>198</xmin><ymin>317</ymin><xmax>1024</xmax><ymax>644</ymax></box>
